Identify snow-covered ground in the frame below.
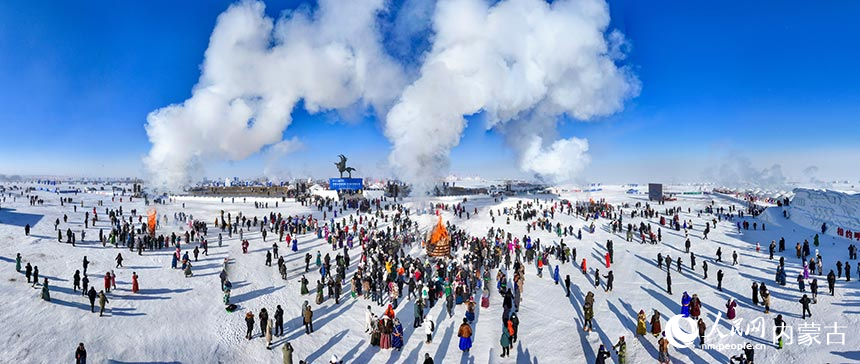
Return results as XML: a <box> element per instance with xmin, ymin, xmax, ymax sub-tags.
<box><xmin>1</xmin><ymin>184</ymin><xmax>858</xmax><ymax>363</ymax></box>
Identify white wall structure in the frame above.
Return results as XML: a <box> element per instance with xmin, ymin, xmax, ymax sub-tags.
<box><xmin>790</xmin><ymin>188</ymin><xmax>860</xmax><ymax>239</ymax></box>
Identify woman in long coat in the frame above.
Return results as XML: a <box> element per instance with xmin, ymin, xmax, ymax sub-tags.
<box><xmin>132</xmin><ymin>272</ymin><xmax>139</xmax><ymax>293</ymax></box>
<box><xmin>41</xmin><ymin>278</ymin><xmax>50</xmax><ymax>301</ymax></box>
<box><xmin>636</xmin><ymin>310</ymin><xmax>647</xmax><ymax>336</ymax></box>
<box><xmin>265</xmin><ymin>318</ymin><xmax>274</xmax><ymax>349</ymax></box>
<box><xmin>726</xmin><ymin>297</ymin><xmax>737</xmax><ymax>320</ymax></box>
<box><xmin>379</xmin><ymin>317</ymin><xmax>392</xmax><ymax>349</ymax></box>
<box><xmin>680</xmin><ymin>292</ymin><xmax>691</xmax><ymax>317</ymax></box>
<box><xmin>104</xmin><ymin>272</ymin><xmax>111</xmax><ymax>292</ymax></box>
<box><xmin>500</xmin><ymin>323</ymin><xmax>512</xmax><ymax>357</ymax></box>
<box><xmin>457</xmin><ymin>319</ymin><xmax>473</xmax><ymax>351</ymax></box>
<box><xmin>300</xmin><ymin>276</ymin><xmax>309</xmax><ymax>295</ymax></box>
<box><xmin>689</xmin><ymin>294</ymin><xmax>702</xmax><ymax>319</ymax></box>
<box><xmin>391</xmin><ymin>318</ymin><xmax>404</xmax><ymax>350</ymax></box>
<box><xmin>650</xmin><ymin>310</ymin><xmax>662</xmax><ymax>337</ymax></box>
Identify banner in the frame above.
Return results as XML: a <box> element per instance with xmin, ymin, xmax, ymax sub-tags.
<box><xmin>329</xmin><ymin>178</ymin><xmax>363</xmax><ymax>191</ymax></box>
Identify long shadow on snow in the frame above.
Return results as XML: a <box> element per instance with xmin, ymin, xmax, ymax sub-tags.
<box><xmin>567</xmin><ymin>281</ymin><xmax>596</xmax><ymax>362</ymax></box>
<box><xmin>608</xmin><ymin>299</ymin><xmax>667</xmax><ymax>361</ymax></box>
<box><xmin>112</xmin><ymin>307</ymin><xmax>146</xmax><ymax>317</ymax></box>
<box><xmin>340</xmin><ymin>339</ymin><xmax>366</xmax><ymax>362</ymax></box>
<box><xmin>305</xmin><ymin>329</ymin><xmax>348</xmax><ymax>363</ymax></box>
<box><xmin>231</xmin><ymin>285</ymin><xmax>284</xmax><ymax>304</ymax></box>
<box><xmin>137</xmin><ymin>288</ymin><xmax>192</xmax><ymax>295</ymax></box>
<box><xmin>51</xmin><ymin>297</ymin><xmax>92</xmax><ymax>311</ymax></box>
<box><xmin>428</xmin><ymin>322</ymin><xmax>456</xmax><ymax>364</ymax></box>
<box><xmin>516</xmin><ymin>342</ymin><xmax>539</xmax><ymax>364</ymax></box>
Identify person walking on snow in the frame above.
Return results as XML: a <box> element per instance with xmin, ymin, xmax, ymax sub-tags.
<box><xmin>40</xmin><ymin>278</ymin><xmax>50</xmax><ymax>301</ymax></box>
<box><xmin>275</xmin><ymin>305</ymin><xmax>284</xmax><ymax>336</ymax></box>
<box><xmin>424</xmin><ymin>316</ymin><xmax>435</xmax><ymax>343</ymax></box>
<box><xmin>595</xmin><ymin>344</ymin><xmax>611</xmax><ymax>364</ymax></box>
<box><xmin>800</xmin><ymin>294</ymin><xmax>812</xmax><ymax>319</ymax></box>
<box><xmin>87</xmin><ymin>287</ymin><xmax>97</xmax><ymax>312</ymax></box>
<box><xmin>636</xmin><ymin>310</ymin><xmax>647</xmax><ymax>336</ymax></box>
<box><xmin>726</xmin><ymin>297</ymin><xmax>737</xmax><ymax>320</ymax></box>
<box><xmin>75</xmin><ymin>343</ymin><xmax>86</xmax><ymax>364</ymax></box>
<box><xmin>612</xmin><ymin>336</ymin><xmax>626</xmax><ymax>364</ymax></box>
<box><xmin>303</xmin><ymin>304</ymin><xmax>314</xmax><ymax>334</ymax></box>
<box><xmin>681</xmin><ymin>292</ymin><xmax>691</xmax><ymax>317</ymax></box>
<box><xmin>73</xmin><ymin>270</ymin><xmax>81</xmax><ymax>292</ymax></box>
<box><xmin>265</xmin><ymin>318</ymin><xmax>274</xmax><ymax>350</ymax></box>
<box><xmin>457</xmin><ymin>318</ymin><xmax>473</xmax><ymax>352</ymax></box>
<box><xmin>98</xmin><ymin>290</ymin><xmax>109</xmax><ymax>316</ymax></box>
<box><xmin>604</xmin><ymin>271</ymin><xmax>614</xmax><ymax>292</ymax></box>
<box><xmin>650</xmin><ymin>310</ymin><xmax>662</xmax><ymax>337</ymax></box>
<box><xmin>131</xmin><ymin>272</ymin><xmax>139</xmax><ymax>293</ymax></box>
<box><xmin>282</xmin><ymin>342</ymin><xmax>294</xmax><ymax>364</ymax></box>
<box><xmin>245</xmin><ymin>311</ymin><xmax>255</xmax><ymax>340</ymax></box>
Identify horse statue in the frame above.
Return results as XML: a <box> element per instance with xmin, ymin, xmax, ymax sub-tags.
<box><xmin>335</xmin><ymin>154</ymin><xmax>357</xmax><ymax>178</ymax></box>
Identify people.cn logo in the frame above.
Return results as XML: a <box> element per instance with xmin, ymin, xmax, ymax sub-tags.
<box><xmin>665</xmin><ymin>315</ymin><xmax>698</xmax><ymax>349</ymax></box>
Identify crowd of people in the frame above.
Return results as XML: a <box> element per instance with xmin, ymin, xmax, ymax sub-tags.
<box><xmin>6</xmin><ymin>184</ymin><xmax>859</xmax><ymax>363</ymax></box>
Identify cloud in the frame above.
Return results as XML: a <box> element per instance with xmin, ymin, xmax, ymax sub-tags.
<box><xmin>144</xmin><ymin>0</ymin><xmax>638</xmax><ymax>192</ymax></box>
<box><xmin>384</xmin><ymin>0</ymin><xmax>639</xmax><ymax>191</ymax></box>
<box><xmin>144</xmin><ymin>0</ymin><xmax>406</xmax><ymax>190</ymax></box>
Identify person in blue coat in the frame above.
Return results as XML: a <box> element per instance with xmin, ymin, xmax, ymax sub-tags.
<box><xmin>392</xmin><ymin>318</ymin><xmax>404</xmax><ymax>351</ymax></box>
<box><xmin>681</xmin><ymin>292</ymin><xmax>691</xmax><ymax>317</ymax></box>
<box><xmin>292</xmin><ymin>238</ymin><xmax>298</xmax><ymax>252</ymax></box>
<box><xmin>595</xmin><ymin>344</ymin><xmax>611</xmax><ymax>364</ymax></box>
<box><xmin>457</xmin><ymin>319</ymin><xmax>473</xmax><ymax>351</ymax></box>
<box><xmin>553</xmin><ymin>265</ymin><xmax>560</xmax><ymax>285</ymax></box>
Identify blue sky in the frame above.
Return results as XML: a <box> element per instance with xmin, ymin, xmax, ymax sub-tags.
<box><xmin>1</xmin><ymin>0</ymin><xmax>858</xmax><ymax>183</ymax></box>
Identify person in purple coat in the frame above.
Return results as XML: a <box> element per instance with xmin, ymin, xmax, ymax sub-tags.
<box><xmin>726</xmin><ymin>297</ymin><xmax>737</xmax><ymax>320</ymax></box>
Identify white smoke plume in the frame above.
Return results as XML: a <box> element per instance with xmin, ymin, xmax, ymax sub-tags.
<box><xmin>262</xmin><ymin>137</ymin><xmax>304</xmax><ymax>181</ymax></box>
<box><xmin>703</xmin><ymin>153</ymin><xmax>789</xmax><ymax>191</ymax></box>
<box><xmin>385</xmin><ymin>0</ymin><xmax>639</xmax><ymax>189</ymax></box>
<box><xmin>145</xmin><ymin>0</ymin><xmax>638</xmax><ymax>191</ymax></box>
<box><xmin>144</xmin><ymin>0</ymin><xmax>406</xmax><ymax>190</ymax></box>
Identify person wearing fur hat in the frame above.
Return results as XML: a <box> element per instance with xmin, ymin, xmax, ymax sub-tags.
<box><xmin>457</xmin><ymin>318</ymin><xmax>473</xmax><ymax>352</ymax></box>
<box><xmin>658</xmin><ymin>332</ymin><xmax>670</xmax><ymax>364</ymax></box>
<box><xmin>595</xmin><ymin>344</ymin><xmax>611</xmax><ymax>364</ymax></box>
<box><xmin>612</xmin><ymin>336</ymin><xmax>626</xmax><ymax>363</ymax></box>
<box><xmin>636</xmin><ymin>310</ymin><xmax>647</xmax><ymax>336</ymax></box>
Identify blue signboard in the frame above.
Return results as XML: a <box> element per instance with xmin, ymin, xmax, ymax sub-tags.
<box><xmin>329</xmin><ymin>178</ymin><xmax>363</xmax><ymax>191</ymax></box>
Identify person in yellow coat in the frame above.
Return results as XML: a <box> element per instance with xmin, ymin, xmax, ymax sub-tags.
<box><xmin>637</xmin><ymin>309</ymin><xmax>647</xmax><ymax>336</ymax></box>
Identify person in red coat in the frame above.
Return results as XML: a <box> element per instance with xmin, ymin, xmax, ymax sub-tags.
<box><xmin>104</xmin><ymin>272</ymin><xmax>111</xmax><ymax>293</ymax></box>
<box><xmin>132</xmin><ymin>272</ymin><xmax>139</xmax><ymax>293</ymax></box>
<box><xmin>605</xmin><ymin>253</ymin><xmax>611</xmax><ymax>269</ymax></box>
<box><xmin>689</xmin><ymin>294</ymin><xmax>702</xmax><ymax>319</ymax></box>
<box><xmin>581</xmin><ymin>258</ymin><xmax>587</xmax><ymax>274</ymax></box>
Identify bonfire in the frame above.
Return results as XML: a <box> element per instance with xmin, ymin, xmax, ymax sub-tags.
<box><xmin>426</xmin><ymin>216</ymin><xmax>451</xmax><ymax>257</ymax></box>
